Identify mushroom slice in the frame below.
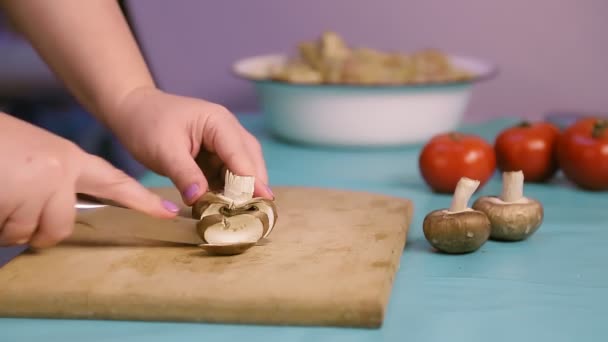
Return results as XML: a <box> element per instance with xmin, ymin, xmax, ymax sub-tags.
<box><xmin>472</xmin><ymin>170</ymin><xmax>543</xmax><ymax>241</ymax></box>
<box><xmin>423</xmin><ymin>177</ymin><xmax>491</xmax><ymax>254</ymax></box>
<box><xmin>196</xmin><ymin>196</ymin><xmax>277</xmax><ymax>239</ymax></box>
<box><xmin>250</xmin><ymin>199</ymin><xmax>278</xmax><ymax>239</ymax></box>
<box><xmin>198</xmin><ymin>213</ymin><xmax>265</xmax><ymax>244</ymax></box>
<box><xmin>197</xmin><ymin>242</ymin><xmax>258</xmax><ymax>256</ymax></box>
<box><xmin>192</xmin><ymin>170</ymin><xmax>279</xmax><ymax>255</ymax></box>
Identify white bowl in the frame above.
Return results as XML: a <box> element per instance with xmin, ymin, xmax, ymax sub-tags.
<box><xmin>233</xmin><ymin>54</ymin><xmax>497</xmax><ymax>147</ymax></box>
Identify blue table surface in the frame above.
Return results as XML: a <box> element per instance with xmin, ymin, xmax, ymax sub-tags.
<box><xmin>2</xmin><ymin>114</ymin><xmax>608</xmax><ymax>342</ymax></box>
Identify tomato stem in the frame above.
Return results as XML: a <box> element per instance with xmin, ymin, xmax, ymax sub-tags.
<box><xmin>592</xmin><ymin>119</ymin><xmax>608</xmax><ymax>139</ymax></box>
<box><xmin>448</xmin><ymin>132</ymin><xmax>462</xmax><ymax>141</ymax></box>
<box><xmin>449</xmin><ymin>177</ymin><xmax>480</xmax><ymax>212</ymax></box>
<box><xmin>517</xmin><ymin>121</ymin><xmax>531</xmax><ymax>128</ymax></box>
<box><xmin>500</xmin><ymin>170</ymin><xmax>524</xmax><ymax>202</ymax></box>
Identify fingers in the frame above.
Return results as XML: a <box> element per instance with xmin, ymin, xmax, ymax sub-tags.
<box><xmin>194</xmin><ymin>150</ymin><xmax>224</xmax><ymax>193</ymax></box>
<box><xmin>0</xmin><ymin>187</ymin><xmax>75</xmax><ymax>248</ymax></box>
<box><xmin>162</xmin><ymin>146</ymin><xmax>211</xmax><ymax>205</ymax></box>
<box><xmin>147</xmin><ymin>103</ymin><xmax>273</xmax><ymax>203</ymax></box>
<box><xmin>0</xmin><ymin>196</ymin><xmax>44</xmax><ymax>246</ymax></box>
<box><xmin>241</xmin><ymin>130</ymin><xmax>269</xmax><ymax>185</ymax></box>
<box><xmin>29</xmin><ymin>188</ymin><xmax>76</xmax><ymax>248</ymax></box>
<box><xmin>204</xmin><ymin>111</ymin><xmax>257</xmax><ymax>178</ymax></box>
<box><xmin>202</xmin><ymin>110</ymin><xmax>273</xmax><ymax>199</ymax></box>
<box><xmin>240</xmin><ymin>129</ymin><xmax>273</xmax><ymax>199</ymax></box>
<box><xmin>0</xmin><ymin>152</ymin><xmax>180</xmax><ymax>248</ymax></box>
<box><xmin>76</xmin><ymin>154</ymin><xmax>179</xmax><ymax>218</ymax></box>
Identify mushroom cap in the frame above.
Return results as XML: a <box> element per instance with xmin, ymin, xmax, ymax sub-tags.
<box><xmin>422</xmin><ymin>209</ymin><xmax>491</xmax><ymax>254</ymax></box>
<box><xmin>471</xmin><ymin>196</ymin><xmax>543</xmax><ymax>241</ymax></box>
<box><xmin>198</xmin><ymin>241</ymin><xmax>258</xmax><ymax>256</ymax></box>
<box><xmin>192</xmin><ymin>198</ymin><xmax>210</xmax><ymax>220</ymax></box>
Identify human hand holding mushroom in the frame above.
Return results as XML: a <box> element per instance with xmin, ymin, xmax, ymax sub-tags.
<box><xmin>103</xmin><ymin>88</ymin><xmax>275</xmax><ymax>206</ymax></box>
<box><xmin>0</xmin><ymin>0</ymin><xmax>274</xmax><ymax>207</ymax></box>
<box><xmin>192</xmin><ymin>170</ymin><xmax>278</xmax><ymax>256</ymax></box>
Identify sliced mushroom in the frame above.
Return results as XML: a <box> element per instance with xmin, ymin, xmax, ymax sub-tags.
<box><xmin>195</xmin><ymin>242</ymin><xmax>258</xmax><ymax>256</ymax></box>
<box><xmin>423</xmin><ymin>177</ymin><xmax>491</xmax><ymax>254</ymax></box>
<box><xmin>199</xmin><ymin>213</ymin><xmax>265</xmax><ymax>245</ymax></box>
<box><xmin>472</xmin><ymin>170</ymin><xmax>543</xmax><ymax>241</ymax></box>
<box><xmin>192</xmin><ymin>170</ymin><xmax>278</xmax><ymax>255</ymax></box>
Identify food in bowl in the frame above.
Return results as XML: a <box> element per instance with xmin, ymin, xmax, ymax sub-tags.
<box><xmin>233</xmin><ymin>31</ymin><xmax>497</xmax><ymax>147</ymax></box>
<box><xmin>269</xmin><ymin>31</ymin><xmax>474</xmax><ymax>86</ymax></box>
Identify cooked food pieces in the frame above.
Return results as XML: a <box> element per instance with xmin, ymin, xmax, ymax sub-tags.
<box><xmin>269</xmin><ymin>31</ymin><xmax>473</xmax><ymax>85</ymax></box>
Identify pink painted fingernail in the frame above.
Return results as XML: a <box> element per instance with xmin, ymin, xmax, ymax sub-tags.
<box><xmin>265</xmin><ymin>184</ymin><xmax>274</xmax><ymax>198</ymax></box>
<box><xmin>162</xmin><ymin>200</ymin><xmax>180</xmax><ymax>213</ymax></box>
<box><xmin>183</xmin><ymin>183</ymin><xmax>200</xmax><ymax>201</ymax></box>
<box><xmin>15</xmin><ymin>239</ymin><xmax>28</xmax><ymax>245</ymax></box>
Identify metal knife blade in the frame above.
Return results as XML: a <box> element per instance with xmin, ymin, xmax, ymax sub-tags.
<box><xmin>75</xmin><ymin>199</ymin><xmax>204</xmax><ymax>245</ymax></box>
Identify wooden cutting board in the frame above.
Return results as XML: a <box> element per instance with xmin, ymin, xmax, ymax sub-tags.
<box><xmin>0</xmin><ymin>186</ymin><xmax>413</xmax><ymax>328</ymax></box>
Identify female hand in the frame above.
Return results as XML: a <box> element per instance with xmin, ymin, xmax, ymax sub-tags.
<box><xmin>105</xmin><ymin>87</ymin><xmax>273</xmax><ymax>205</ymax></box>
<box><xmin>0</xmin><ymin>1</ymin><xmax>271</xmax><ymax>206</ymax></box>
<box><xmin>0</xmin><ymin>112</ymin><xmax>179</xmax><ymax>248</ymax></box>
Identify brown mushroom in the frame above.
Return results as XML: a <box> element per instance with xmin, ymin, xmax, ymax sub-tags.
<box><xmin>191</xmin><ymin>170</ymin><xmax>278</xmax><ymax>255</ymax></box>
<box><xmin>472</xmin><ymin>170</ymin><xmax>543</xmax><ymax>241</ymax></box>
<box><xmin>423</xmin><ymin>177</ymin><xmax>491</xmax><ymax>254</ymax></box>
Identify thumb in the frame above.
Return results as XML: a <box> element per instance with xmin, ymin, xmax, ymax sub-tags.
<box><xmin>76</xmin><ymin>154</ymin><xmax>179</xmax><ymax>218</ymax></box>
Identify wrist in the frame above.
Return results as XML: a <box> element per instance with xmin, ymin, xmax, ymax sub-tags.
<box><xmin>95</xmin><ymin>84</ymin><xmax>158</xmax><ymax>129</ymax></box>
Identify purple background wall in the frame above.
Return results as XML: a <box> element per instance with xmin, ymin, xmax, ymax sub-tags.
<box><xmin>128</xmin><ymin>0</ymin><xmax>608</xmax><ymax>123</ymax></box>
<box><xmin>2</xmin><ymin>1</ymin><xmax>607</xmax><ymax>122</ymax></box>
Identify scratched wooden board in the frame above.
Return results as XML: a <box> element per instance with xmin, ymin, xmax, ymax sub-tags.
<box><xmin>0</xmin><ymin>186</ymin><xmax>413</xmax><ymax>328</ymax></box>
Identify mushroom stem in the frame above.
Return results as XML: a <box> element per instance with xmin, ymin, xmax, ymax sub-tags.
<box><xmin>500</xmin><ymin>170</ymin><xmax>524</xmax><ymax>203</ymax></box>
<box><xmin>449</xmin><ymin>177</ymin><xmax>480</xmax><ymax>212</ymax></box>
<box><xmin>223</xmin><ymin>170</ymin><xmax>255</xmax><ymax>205</ymax></box>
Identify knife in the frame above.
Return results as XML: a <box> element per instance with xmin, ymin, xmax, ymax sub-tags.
<box><xmin>75</xmin><ymin>196</ymin><xmax>204</xmax><ymax>245</ymax></box>
<box><xmin>0</xmin><ymin>197</ymin><xmax>203</xmax><ymax>269</ymax></box>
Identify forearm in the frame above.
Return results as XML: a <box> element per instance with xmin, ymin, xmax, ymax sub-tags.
<box><xmin>0</xmin><ymin>0</ymin><xmax>155</xmax><ymax>125</ymax></box>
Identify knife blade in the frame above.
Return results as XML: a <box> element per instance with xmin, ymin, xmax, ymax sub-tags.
<box><xmin>75</xmin><ymin>198</ymin><xmax>204</xmax><ymax>245</ymax></box>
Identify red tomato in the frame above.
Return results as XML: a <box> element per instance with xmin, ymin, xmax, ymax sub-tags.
<box><xmin>494</xmin><ymin>121</ymin><xmax>561</xmax><ymax>182</ymax></box>
<box><xmin>557</xmin><ymin>117</ymin><xmax>608</xmax><ymax>191</ymax></box>
<box><xmin>419</xmin><ymin>132</ymin><xmax>496</xmax><ymax>193</ymax></box>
